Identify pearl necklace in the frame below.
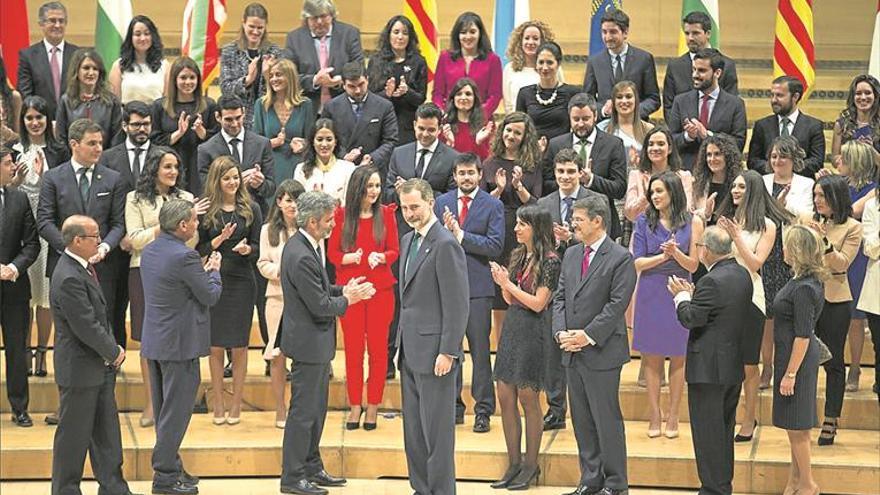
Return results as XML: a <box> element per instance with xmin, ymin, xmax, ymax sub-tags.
<box><xmin>535</xmin><ymin>84</ymin><xmax>559</xmax><ymax>106</ymax></box>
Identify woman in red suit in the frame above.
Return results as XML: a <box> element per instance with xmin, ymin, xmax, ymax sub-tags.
<box><xmin>328</xmin><ymin>166</ymin><xmax>399</xmax><ymax>430</ymax></box>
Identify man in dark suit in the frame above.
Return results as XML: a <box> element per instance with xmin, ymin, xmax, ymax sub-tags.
<box><xmin>140</xmin><ymin>199</ymin><xmax>222</xmax><ymax>495</ymax></box>
<box><xmin>37</xmin><ymin>118</ymin><xmax>127</xmax><ymax>345</ymax></box>
<box><xmin>582</xmin><ymin>9</ymin><xmax>660</xmax><ymax>120</ymax></box>
<box><xmin>16</xmin><ymin>2</ymin><xmax>79</xmax><ymax>121</ymax></box>
<box><xmin>434</xmin><ymin>154</ymin><xmax>504</xmax><ymax>432</ymax></box>
<box><xmin>279</xmin><ymin>191</ymin><xmax>374</xmax><ymax>495</ymax></box>
<box><xmin>282</xmin><ymin>0</ymin><xmax>364</xmax><ymax>114</ymax></box>
<box><xmin>668</xmin><ymin>48</ymin><xmax>747</xmax><ymax>171</ymax></box>
<box><xmin>553</xmin><ymin>195</ymin><xmax>637</xmax><ymax>495</ymax></box>
<box><xmin>542</xmin><ymin>94</ymin><xmax>627</xmax><ymax>240</ymax></box>
<box><xmin>398</xmin><ymin>178</ymin><xmax>469</xmax><ymax>495</ymax></box>
<box><xmin>747</xmin><ymin>75</ymin><xmax>826</xmax><ymax>177</ymax></box>
<box><xmin>669</xmin><ymin>226</ymin><xmax>753</xmax><ymax>495</ymax></box>
<box><xmin>50</xmin><ymin>215</ymin><xmax>136</xmax><ymax>495</ymax></box>
<box><xmin>0</xmin><ymin>148</ymin><xmax>40</xmax><ymax>427</ymax></box>
<box><xmin>663</xmin><ymin>11</ymin><xmax>739</xmax><ymax>120</ymax></box>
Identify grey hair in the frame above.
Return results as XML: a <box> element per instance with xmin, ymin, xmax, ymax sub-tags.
<box><xmin>399</xmin><ymin>178</ymin><xmax>433</xmax><ymax>202</ymax></box>
<box><xmin>573</xmin><ymin>194</ymin><xmax>609</xmax><ymax>229</ymax></box>
<box><xmin>159</xmin><ymin>199</ymin><xmax>194</xmax><ymax>234</ymax></box>
<box><xmin>702</xmin><ymin>225</ymin><xmax>732</xmax><ymax>256</ymax></box>
<box><xmin>301</xmin><ymin>0</ymin><xmax>337</xmax><ymax>20</ymax></box>
<box><xmin>61</xmin><ymin>214</ymin><xmax>95</xmax><ymax>246</ymax></box>
<box><xmin>38</xmin><ymin>2</ymin><xmax>67</xmax><ymax>22</ymax></box>
<box><xmin>296</xmin><ymin>191</ymin><xmax>338</xmax><ymax>226</ymax></box>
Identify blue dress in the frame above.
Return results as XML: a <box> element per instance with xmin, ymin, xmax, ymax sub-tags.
<box><xmin>253</xmin><ymin>99</ymin><xmax>315</xmax><ymax>184</ymax></box>
<box><xmin>631</xmin><ymin>214</ymin><xmax>692</xmax><ymax>357</ymax></box>
<box><xmin>849</xmin><ymin>182</ymin><xmax>876</xmax><ymax>318</ymax></box>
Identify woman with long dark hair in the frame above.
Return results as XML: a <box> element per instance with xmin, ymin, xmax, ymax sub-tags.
<box><xmin>367</xmin><ymin>15</ymin><xmax>428</xmax><ymax>145</ymax></box>
<box><xmin>109</xmin><ymin>15</ymin><xmax>168</xmax><ymax>104</ymax></box>
<box><xmin>831</xmin><ymin>74</ymin><xmax>880</xmax><ymax>157</ymax></box>
<box><xmin>293</xmin><ymin>118</ymin><xmax>355</xmax><ymax>204</ymax></box>
<box><xmin>56</xmin><ymin>48</ymin><xmax>122</xmax><ymax>148</ymax></box>
<box><xmin>489</xmin><ymin>204</ymin><xmax>560</xmax><ymax>490</ymax></box>
<box><xmin>440</xmin><ymin>78</ymin><xmax>494</xmax><ymax>160</ymax></box>
<box><xmin>327</xmin><ymin>166</ymin><xmax>399</xmax><ymax>430</ymax></box>
<box><xmin>515</xmin><ymin>41</ymin><xmax>578</xmax><ymax>141</ymax></box>
<box><xmin>691</xmin><ymin>134</ymin><xmax>742</xmax><ymax>224</ymax></box>
<box><xmin>624</xmin><ymin>127</ymin><xmax>694</xmax><ymax>225</ymax></box>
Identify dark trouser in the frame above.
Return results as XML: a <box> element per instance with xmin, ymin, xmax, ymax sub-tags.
<box><xmin>93</xmin><ymin>254</ymin><xmax>121</xmax><ymax>348</ymax></box>
<box><xmin>52</xmin><ymin>369</ymin><xmax>129</xmax><ymax>495</ymax></box>
<box><xmin>455</xmin><ymin>296</ymin><xmax>495</xmax><ymax>416</ymax></box>
<box><xmin>253</xmin><ymin>262</ymin><xmax>269</xmax><ymax>347</ymax></box>
<box><xmin>148</xmin><ymin>359</ymin><xmax>200</xmax><ymax>487</ymax></box>
<box><xmin>281</xmin><ymin>361</ymin><xmax>330</xmax><ymax>485</ymax></box>
<box><xmin>387</xmin><ymin>276</ymin><xmax>401</xmax><ymax>373</ymax></box>
<box><xmin>815</xmin><ymin>300</ymin><xmax>850</xmax><ymax>417</ymax></box>
<box><xmin>400</xmin><ymin>353</ymin><xmax>457</xmax><ymax>495</ymax></box>
<box><xmin>566</xmin><ymin>365</ymin><xmax>627</xmax><ymax>491</ymax></box>
<box><xmin>866</xmin><ymin>313</ymin><xmax>880</xmax><ymax>396</ymax></box>
<box><xmin>544</xmin><ymin>318</ymin><xmax>568</xmax><ymax>420</ymax></box>
<box><xmin>0</xmin><ymin>299</ymin><xmax>30</xmax><ymax>414</ymax></box>
<box><xmin>111</xmin><ymin>252</ymin><xmax>130</xmax><ymax>348</ymax></box>
<box><xmin>688</xmin><ymin>382</ymin><xmax>742</xmax><ymax>495</ymax></box>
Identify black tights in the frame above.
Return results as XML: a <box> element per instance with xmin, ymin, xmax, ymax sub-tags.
<box><xmin>497</xmin><ymin>380</ymin><xmax>543</xmax><ymax>469</ymax></box>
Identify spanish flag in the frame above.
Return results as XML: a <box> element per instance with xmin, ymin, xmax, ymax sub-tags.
<box><xmin>182</xmin><ymin>0</ymin><xmax>228</xmax><ymax>88</ymax></box>
<box><xmin>773</xmin><ymin>0</ymin><xmax>815</xmax><ymax>101</ymax></box>
<box><xmin>404</xmin><ymin>0</ymin><xmax>439</xmax><ymax>81</ymax></box>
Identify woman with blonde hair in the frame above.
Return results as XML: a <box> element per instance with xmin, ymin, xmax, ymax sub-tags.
<box><xmin>501</xmin><ymin>20</ymin><xmax>563</xmax><ymax>114</ymax></box>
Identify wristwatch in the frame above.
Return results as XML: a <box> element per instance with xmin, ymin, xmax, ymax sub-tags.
<box><xmin>786</xmin><ymin>371</ymin><xmax>796</xmax><ymax>379</ymax></box>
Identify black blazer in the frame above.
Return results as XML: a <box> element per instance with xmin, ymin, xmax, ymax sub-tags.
<box><xmin>385</xmin><ymin>141</ymin><xmax>458</xmax><ymax>200</ymax></box>
<box><xmin>747</xmin><ymin>112</ymin><xmax>826</xmax><ymax>177</ymax></box>
<box><xmin>196</xmin><ymin>131</ymin><xmax>276</xmax><ymax>214</ymax></box>
<box><xmin>322</xmin><ymin>92</ymin><xmax>399</xmax><ymax>175</ymax></box>
<box><xmin>676</xmin><ymin>258</ymin><xmax>753</xmax><ymax>385</ymax></box>
<box><xmin>582</xmin><ymin>45</ymin><xmax>661</xmax><ymax>120</ymax></box>
<box><xmin>668</xmin><ymin>88</ymin><xmax>747</xmax><ymax>171</ymax></box>
<box><xmin>16</xmin><ymin>41</ymin><xmax>80</xmax><ymax>120</ymax></box>
<box><xmin>662</xmin><ymin>52</ymin><xmax>739</xmax><ymax>120</ymax></box>
<box><xmin>99</xmin><ymin>141</ymin><xmax>156</xmax><ymax>193</ymax></box>
<box><xmin>0</xmin><ymin>187</ymin><xmax>40</xmax><ymax>304</ymax></box>
<box><xmin>367</xmin><ymin>53</ymin><xmax>428</xmax><ymax>145</ymax></box>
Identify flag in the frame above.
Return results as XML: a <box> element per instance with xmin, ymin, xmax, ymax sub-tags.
<box><xmin>677</xmin><ymin>0</ymin><xmax>720</xmax><ymax>55</ymax></box>
<box><xmin>773</xmin><ymin>0</ymin><xmax>816</xmax><ymax>101</ymax></box>
<box><xmin>404</xmin><ymin>0</ymin><xmax>439</xmax><ymax>82</ymax></box>
<box><xmin>589</xmin><ymin>0</ymin><xmax>623</xmax><ymax>56</ymax></box>
<box><xmin>0</xmin><ymin>0</ymin><xmax>30</xmax><ymax>87</ymax></box>
<box><xmin>870</xmin><ymin>0</ymin><xmax>880</xmax><ymax>79</ymax></box>
<box><xmin>182</xmin><ymin>0</ymin><xmax>228</xmax><ymax>88</ymax></box>
<box><xmin>95</xmin><ymin>0</ymin><xmax>132</xmax><ymax>67</ymax></box>
<box><xmin>493</xmin><ymin>0</ymin><xmax>530</xmax><ymax>66</ymax></box>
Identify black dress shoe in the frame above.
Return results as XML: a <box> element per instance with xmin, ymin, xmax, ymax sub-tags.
<box><xmin>12</xmin><ymin>412</ymin><xmax>33</xmax><ymax>427</ymax></box>
<box><xmin>44</xmin><ymin>413</ymin><xmax>59</xmax><ymax>425</ymax></box>
<box><xmin>179</xmin><ymin>470</ymin><xmax>199</xmax><ymax>485</ymax></box>
<box><xmin>543</xmin><ymin>413</ymin><xmax>565</xmax><ymax>431</ymax></box>
<box><xmin>563</xmin><ymin>485</ymin><xmax>605</xmax><ymax>495</ymax></box>
<box><xmin>152</xmin><ymin>480</ymin><xmax>198</xmax><ymax>494</ymax></box>
<box><xmin>473</xmin><ymin>413</ymin><xmax>490</xmax><ymax>433</ymax></box>
<box><xmin>280</xmin><ymin>479</ymin><xmax>328</xmax><ymax>495</ymax></box>
<box><xmin>307</xmin><ymin>469</ymin><xmax>346</xmax><ymax>486</ymax></box>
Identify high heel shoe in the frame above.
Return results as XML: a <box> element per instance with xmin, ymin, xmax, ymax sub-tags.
<box><xmin>34</xmin><ymin>346</ymin><xmax>48</xmax><ymax>377</ymax></box>
<box><xmin>734</xmin><ymin>420</ymin><xmax>758</xmax><ymax>442</ymax></box>
<box><xmin>817</xmin><ymin>418</ymin><xmax>838</xmax><ymax>446</ymax></box>
<box><xmin>507</xmin><ymin>465</ymin><xmax>540</xmax><ymax>490</ymax></box>
<box><xmin>489</xmin><ymin>464</ymin><xmax>521</xmax><ymax>489</ymax></box>
<box><xmin>212</xmin><ymin>414</ymin><xmax>226</xmax><ymax>425</ymax></box>
<box><xmin>345</xmin><ymin>409</ymin><xmax>363</xmax><ymax>430</ymax></box>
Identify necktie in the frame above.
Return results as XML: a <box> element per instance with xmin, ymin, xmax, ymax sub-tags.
<box><xmin>699</xmin><ymin>94</ymin><xmax>711</xmax><ymax>128</ymax></box>
<box><xmin>578</xmin><ymin>138</ymin><xmax>591</xmax><ymax>164</ymax></box>
<box><xmin>315</xmin><ymin>244</ymin><xmax>324</xmax><ymax>265</ymax></box>
<box><xmin>562</xmin><ymin>197</ymin><xmax>574</xmax><ymax>225</ymax></box>
<box><xmin>581</xmin><ymin>245</ymin><xmax>593</xmax><ymax>278</ymax></box>
<box><xmin>613</xmin><ymin>54</ymin><xmax>623</xmax><ymax>82</ymax></box>
<box><xmin>78</xmin><ymin>167</ymin><xmax>90</xmax><ymax>204</ymax></box>
<box><xmin>459</xmin><ymin>196</ymin><xmax>471</xmax><ymax>226</ymax></box>
<box><xmin>318</xmin><ymin>37</ymin><xmax>331</xmax><ymax>104</ymax></box>
<box><xmin>87</xmin><ymin>264</ymin><xmax>99</xmax><ymax>284</ymax></box>
<box><xmin>405</xmin><ymin>232</ymin><xmax>422</xmax><ymax>277</ymax></box>
<box><xmin>353</xmin><ymin>101</ymin><xmax>363</xmax><ymax>121</ymax></box>
<box><xmin>50</xmin><ymin>46</ymin><xmax>62</xmax><ymax>101</ymax></box>
<box><xmin>780</xmin><ymin>117</ymin><xmax>791</xmax><ymax>137</ymax></box>
<box><xmin>415</xmin><ymin>149</ymin><xmax>429</xmax><ymax>178</ymax></box>
<box><xmin>229</xmin><ymin>138</ymin><xmax>241</xmax><ymax>163</ymax></box>
<box><xmin>131</xmin><ymin>147</ymin><xmax>143</xmax><ymax>180</ymax></box>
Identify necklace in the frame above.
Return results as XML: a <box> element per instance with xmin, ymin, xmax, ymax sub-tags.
<box><xmin>535</xmin><ymin>84</ymin><xmax>559</xmax><ymax>106</ymax></box>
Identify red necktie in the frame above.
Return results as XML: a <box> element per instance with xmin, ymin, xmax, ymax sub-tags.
<box><xmin>87</xmin><ymin>264</ymin><xmax>99</xmax><ymax>284</ymax></box>
<box><xmin>581</xmin><ymin>245</ymin><xmax>593</xmax><ymax>278</ymax></box>
<box><xmin>699</xmin><ymin>94</ymin><xmax>711</xmax><ymax>128</ymax></box>
<box><xmin>459</xmin><ymin>196</ymin><xmax>471</xmax><ymax>226</ymax></box>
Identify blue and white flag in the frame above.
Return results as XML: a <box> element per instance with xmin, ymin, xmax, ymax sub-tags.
<box><xmin>493</xmin><ymin>0</ymin><xmax>531</xmax><ymax>66</ymax></box>
<box><xmin>590</xmin><ymin>0</ymin><xmax>623</xmax><ymax>56</ymax></box>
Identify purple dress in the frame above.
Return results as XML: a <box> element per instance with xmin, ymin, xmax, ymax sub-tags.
<box><xmin>632</xmin><ymin>214</ymin><xmax>692</xmax><ymax>357</ymax></box>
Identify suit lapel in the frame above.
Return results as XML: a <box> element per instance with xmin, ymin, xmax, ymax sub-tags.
<box><xmin>86</xmin><ymin>166</ymin><xmax>106</xmax><ymax>212</ymax></box>
<box><xmin>548</xmin><ymin>192</ymin><xmax>562</xmax><ymax>223</ymax></box>
<box><xmin>707</xmin><ymin>92</ymin><xmax>727</xmax><ymax>129</ymax></box>
<box><xmin>402</xmin><ymin>223</ymin><xmax>435</xmax><ymax>290</ymax></box>
<box><xmin>297</xmin><ymin>232</ymin><xmax>329</xmax><ymax>288</ymax></box>
<box><xmin>64</xmin><ymin>163</ymin><xmax>87</xmax><ymax>212</ymax></box>
<box><xmin>241</xmin><ymin>132</ymin><xmax>254</xmax><ymax>167</ymax></box>
<box><xmin>574</xmin><ymin>238</ymin><xmax>610</xmax><ymax>296</ymax></box>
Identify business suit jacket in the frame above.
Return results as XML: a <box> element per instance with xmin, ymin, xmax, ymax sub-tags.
<box><xmin>0</xmin><ymin>187</ymin><xmax>40</xmax><ymax>305</ymax></box>
<box><xmin>662</xmin><ymin>52</ymin><xmax>739</xmax><ymax>119</ymax></box>
<box><xmin>280</xmin><ymin>231</ymin><xmax>348</xmax><ymax>364</ymax></box>
<box><xmin>434</xmin><ymin>189</ymin><xmax>505</xmax><ymax>298</ymax></box>
<box><xmin>16</xmin><ymin>40</ymin><xmax>79</xmax><ymax>120</ymax></box>
<box><xmin>386</xmin><ymin>141</ymin><xmax>457</xmax><ymax>235</ymax></box>
<box><xmin>583</xmin><ymin>45</ymin><xmax>661</xmax><ymax>120</ymax></box>
<box><xmin>747</xmin><ymin>112</ymin><xmax>826</xmax><ymax>177</ymax></box>
<box><xmin>282</xmin><ymin>21</ymin><xmax>364</xmax><ymax>114</ymax></box>
<box><xmin>676</xmin><ymin>258</ymin><xmax>753</xmax><ymax>385</ymax></box>
<box><xmin>397</xmin><ymin>221</ymin><xmax>469</xmax><ymax>374</ymax></box>
<box><xmin>139</xmin><ymin>233</ymin><xmax>222</xmax><ymax>362</ymax></box>
<box><xmin>537</xmin><ymin>186</ymin><xmax>597</xmax><ymax>255</ymax></box>
<box><xmin>668</xmin><ymin>88</ymin><xmax>747</xmax><ymax>171</ymax></box>
<box><xmin>322</xmin><ymin>92</ymin><xmax>398</xmax><ymax>176</ymax></box>
<box><xmin>50</xmin><ymin>252</ymin><xmax>121</xmax><ymax>388</ymax></box>
<box><xmin>196</xmin><ymin>130</ymin><xmax>276</xmax><ymax>213</ymax></box>
<box><xmin>99</xmin><ymin>141</ymin><xmax>155</xmax><ymax>193</ymax></box>
<box><xmin>541</xmin><ymin>130</ymin><xmax>628</xmax><ymax>239</ymax></box>
<box><xmin>37</xmin><ymin>162</ymin><xmax>127</xmax><ymax>277</ymax></box>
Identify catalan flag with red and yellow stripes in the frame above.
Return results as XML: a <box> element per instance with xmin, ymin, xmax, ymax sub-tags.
<box><xmin>404</xmin><ymin>0</ymin><xmax>439</xmax><ymax>81</ymax></box>
<box><xmin>773</xmin><ymin>0</ymin><xmax>815</xmax><ymax>101</ymax></box>
<box><xmin>181</xmin><ymin>0</ymin><xmax>228</xmax><ymax>88</ymax></box>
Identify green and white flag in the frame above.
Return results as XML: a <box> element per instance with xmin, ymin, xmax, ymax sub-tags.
<box><xmin>95</xmin><ymin>0</ymin><xmax>132</xmax><ymax>66</ymax></box>
<box><xmin>678</xmin><ymin>0</ymin><xmax>720</xmax><ymax>55</ymax></box>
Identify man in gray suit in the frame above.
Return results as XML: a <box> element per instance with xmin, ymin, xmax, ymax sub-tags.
<box><xmin>553</xmin><ymin>195</ymin><xmax>637</xmax><ymax>495</ymax></box>
<box><xmin>397</xmin><ymin>178</ymin><xmax>469</xmax><ymax>495</ymax></box>
<box><xmin>140</xmin><ymin>199</ymin><xmax>223</xmax><ymax>495</ymax></box>
<box><xmin>50</xmin><ymin>215</ymin><xmax>137</xmax><ymax>495</ymax></box>
<box><xmin>667</xmin><ymin>48</ymin><xmax>747</xmax><ymax>171</ymax></box>
<box><xmin>279</xmin><ymin>191</ymin><xmax>374</xmax><ymax>495</ymax></box>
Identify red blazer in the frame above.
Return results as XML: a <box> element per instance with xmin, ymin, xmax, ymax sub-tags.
<box><xmin>328</xmin><ymin>204</ymin><xmax>399</xmax><ymax>290</ymax></box>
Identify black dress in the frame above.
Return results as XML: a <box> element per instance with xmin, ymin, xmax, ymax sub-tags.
<box><xmin>367</xmin><ymin>53</ymin><xmax>428</xmax><ymax>145</ymax></box>
<box><xmin>763</xmin><ymin>183</ymin><xmax>794</xmax><ymax>318</ymax></box>
<box><xmin>772</xmin><ymin>274</ymin><xmax>823</xmax><ymax>430</ymax></box>
<box><xmin>151</xmin><ymin>97</ymin><xmax>220</xmax><ymax>194</ymax></box>
<box><xmin>197</xmin><ymin>202</ymin><xmax>262</xmax><ymax>348</ymax></box>
<box><xmin>494</xmin><ymin>255</ymin><xmax>561</xmax><ymax>390</ymax></box>
<box><xmin>515</xmin><ymin>83</ymin><xmax>580</xmax><ymax>140</ymax></box>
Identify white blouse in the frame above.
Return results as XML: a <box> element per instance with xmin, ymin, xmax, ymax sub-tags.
<box><xmin>293</xmin><ymin>158</ymin><xmax>356</xmax><ymax>206</ymax></box>
<box><xmin>120</xmin><ymin>59</ymin><xmax>168</xmax><ymax>104</ymax></box>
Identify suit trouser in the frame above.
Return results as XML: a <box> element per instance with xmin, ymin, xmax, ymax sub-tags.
<box><xmin>544</xmin><ymin>319</ymin><xmax>568</xmax><ymax>419</ymax></box>
<box><xmin>688</xmin><ymin>382</ymin><xmax>742</xmax><ymax>495</ymax></box>
<box><xmin>0</xmin><ymin>299</ymin><xmax>30</xmax><ymax>414</ymax></box>
<box><xmin>252</xmin><ymin>262</ymin><xmax>269</xmax><ymax>346</ymax></box>
<box><xmin>455</xmin><ymin>296</ymin><xmax>495</xmax><ymax>416</ymax></box>
<box><xmin>93</xmin><ymin>257</ymin><xmax>121</xmax><ymax>347</ymax></box>
<box><xmin>566</xmin><ymin>365</ymin><xmax>628</xmax><ymax>491</ymax></box>
<box><xmin>281</xmin><ymin>361</ymin><xmax>330</xmax><ymax>485</ymax></box>
<box><xmin>110</xmin><ymin>252</ymin><xmax>130</xmax><ymax>348</ymax></box>
<box><xmin>340</xmin><ymin>289</ymin><xmax>395</xmax><ymax>405</ymax></box>
<box><xmin>52</xmin><ymin>369</ymin><xmax>129</xmax><ymax>495</ymax></box>
<box><xmin>815</xmin><ymin>300</ymin><xmax>850</xmax><ymax>417</ymax></box>
<box><xmin>147</xmin><ymin>358</ymin><xmax>200</xmax><ymax>487</ymax></box>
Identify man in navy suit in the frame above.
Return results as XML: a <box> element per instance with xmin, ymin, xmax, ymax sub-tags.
<box><xmin>434</xmin><ymin>153</ymin><xmax>504</xmax><ymax>432</ymax></box>
<box><xmin>140</xmin><ymin>199</ymin><xmax>222</xmax><ymax>495</ymax></box>
<box><xmin>37</xmin><ymin>118</ymin><xmax>127</xmax><ymax>345</ymax></box>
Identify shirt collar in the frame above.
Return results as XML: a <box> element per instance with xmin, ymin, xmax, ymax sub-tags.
<box><xmin>458</xmin><ymin>188</ymin><xmax>478</xmax><ymax>200</ymax></box>
<box><xmin>64</xmin><ymin>248</ymin><xmax>89</xmax><ymax>269</ymax></box>
<box><xmin>127</xmin><ymin>138</ymin><xmax>149</xmax><ymax>151</ymax></box>
<box><xmin>574</xmin><ymin>127</ymin><xmax>597</xmax><ymax>145</ymax></box>
<box><xmin>70</xmin><ymin>158</ymin><xmax>93</xmax><ymax>173</ymax></box>
<box><xmin>608</xmin><ymin>44</ymin><xmax>629</xmax><ymax>58</ymax></box>
<box><xmin>311</xmin><ymin>25</ymin><xmax>333</xmax><ymax>39</ymax></box>
<box><xmin>778</xmin><ymin>108</ymin><xmax>800</xmax><ymax>124</ymax></box>
<box><xmin>701</xmin><ymin>85</ymin><xmax>721</xmax><ymax>100</ymax></box>
<box><xmin>43</xmin><ymin>39</ymin><xmax>65</xmax><ymax>54</ymax></box>
<box><xmin>707</xmin><ymin>255</ymin><xmax>733</xmax><ymax>272</ymax></box>
<box><xmin>299</xmin><ymin>228</ymin><xmax>322</xmax><ymax>252</ymax></box>
<box><xmin>586</xmin><ymin>234</ymin><xmax>606</xmax><ymax>253</ymax></box>
<box><xmin>417</xmin><ymin>139</ymin><xmax>439</xmax><ymax>154</ymax></box>
<box><xmin>348</xmin><ymin>93</ymin><xmax>368</xmax><ymax>106</ymax></box>
<box><xmin>414</xmin><ymin>216</ymin><xmax>437</xmax><ymax>238</ymax></box>
<box><xmin>560</xmin><ymin>185</ymin><xmax>581</xmax><ymax>200</ymax></box>
<box><xmin>221</xmin><ymin>129</ymin><xmax>245</xmax><ymax>143</ymax></box>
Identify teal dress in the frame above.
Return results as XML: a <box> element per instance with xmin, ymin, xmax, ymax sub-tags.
<box><xmin>253</xmin><ymin>98</ymin><xmax>315</xmax><ymax>184</ymax></box>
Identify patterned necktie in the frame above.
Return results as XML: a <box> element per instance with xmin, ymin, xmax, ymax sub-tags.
<box><xmin>78</xmin><ymin>167</ymin><xmax>90</xmax><ymax>204</ymax></box>
<box><xmin>581</xmin><ymin>245</ymin><xmax>593</xmax><ymax>278</ymax></box>
<box><xmin>229</xmin><ymin>138</ymin><xmax>241</xmax><ymax>163</ymax></box>
<box><xmin>50</xmin><ymin>46</ymin><xmax>62</xmax><ymax>101</ymax></box>
<box><xmin>780</xmin><ymin>117</ymin><xmax>791</xmax><ymax>137</ymax></box>
<box><xmin>699</xmin><ymin>94</ymin><xmax>711</xmax><ymax>128</ymax></box>
<box><xmin>459</xmin><ymin>196</ymin><xmax>471</xmax><ymax>226</ymax></box>
<box><xmin>562</xmin><ymin>197</ymin><xmax>574</xmax><ymax>225</ymax></box>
